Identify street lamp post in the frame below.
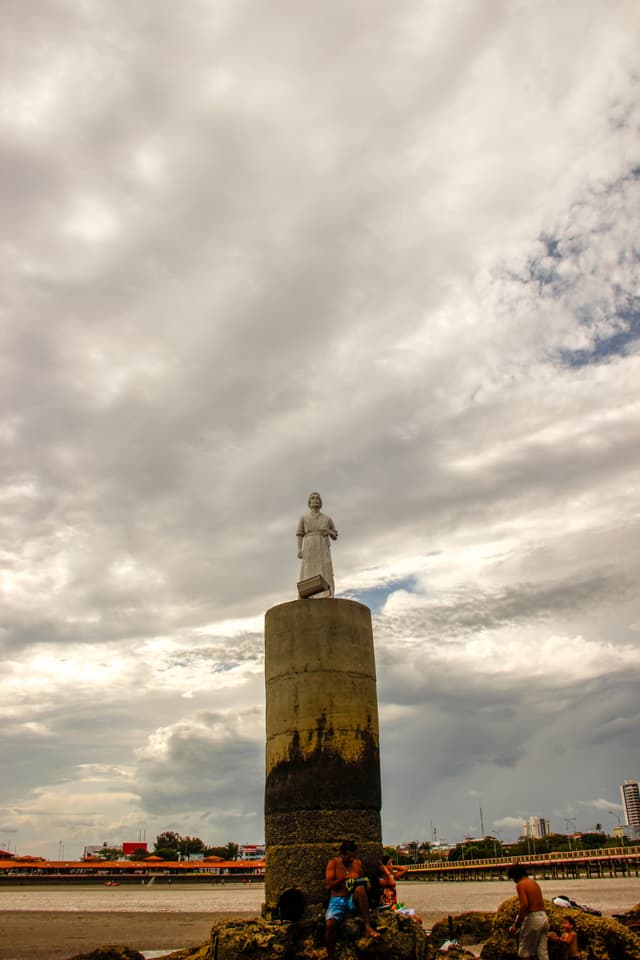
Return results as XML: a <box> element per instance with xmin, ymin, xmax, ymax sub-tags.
<box><xmin>564</xmin><ymin>817</ymin><xmax>576</xmax><ymax>851</ymax></box>
<box><xmin>492</xmin><ymin>831</ymin><xmax>503</xmax><ymax>859</ymax></box>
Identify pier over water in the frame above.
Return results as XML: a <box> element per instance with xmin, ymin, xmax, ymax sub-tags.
<box><xmin>406</xmin><ymin>845</ymin><xmax>640</xmax><ymax>881</ymax></box>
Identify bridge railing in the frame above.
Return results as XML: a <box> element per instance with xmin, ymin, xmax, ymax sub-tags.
<box><xmin>406</xmin><ymin>845</ymin><xmax>640</xmax><ymax>871</ymax></box>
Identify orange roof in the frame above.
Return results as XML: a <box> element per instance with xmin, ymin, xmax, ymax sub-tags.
<box><xmin>0</xmin><ymin>857</ymin><xmax>265</xmax><ymax>871</ymax></box>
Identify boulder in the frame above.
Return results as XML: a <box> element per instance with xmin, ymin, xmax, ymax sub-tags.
<box><xmin>66</xmin><ymin>948</ymin><xmax>145</xmax><ymax>960</ymax></box>
<box><xmin>480</xmin><ymin>896</ymin><xmax>640</xmax><ymax>960</ymax></box>
<box><xmin>160</xmin><ymin>911</ymin><xmax>428</xmax><ymax>960</ymax></box>
<box><xmin>429</xmin><ymin>912</ymin><xmax>495</xmax><ymax>948</ymax></box>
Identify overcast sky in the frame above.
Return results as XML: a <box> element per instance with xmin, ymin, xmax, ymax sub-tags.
<box><xmin>1</xmin><ymin>0</ymin><xmax>639</xmax><ymax>860</ymax></box>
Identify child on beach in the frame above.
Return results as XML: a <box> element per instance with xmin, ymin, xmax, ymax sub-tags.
<box><xmin>378</xmin><ymin>856</ymin><xmax>422</xmax><ymax>924</ymax></box>
<box><xmin>549</xmin><ymin>917</ymin><xmax>580</xmax><ymax>958</ymax></box>
<box><xmin>378</xmin><ymin>856</ymin><xmax>408</xmax><ymax>908</ymax></box>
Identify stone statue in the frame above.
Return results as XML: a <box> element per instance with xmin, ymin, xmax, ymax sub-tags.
<box><xmin>296</xmin><ymin>492</ymin><xmax>338</xmax><ymax>598</ymax></box>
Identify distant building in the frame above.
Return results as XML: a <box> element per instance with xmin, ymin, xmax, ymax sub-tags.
<box><xmin>122</xmin><ymin>842</ymin><xmax>148</xmax><ymax>856</ymax></box>
<box><xmin>523</xmin><ymin>817</ymin><xmax>551</xmax><ymax>839</ymax></box>
<box><xmin>620</xmin><ymin>780</ymin><xmax>640</xmax><ymax>839</ymax></box>
<box><xmin>83</xmin><ymin>844</ymin><xmax>116</xmax><ymax>859</ymax></box>
<box><xmin>397</xmin><ymin>841</ymin><xmax>419</xmax><ymax>860</ymax></box>
<box><xmin>240</xmin><ymin>843</ymin><xmax>265</xmax><ymax>860</ymax></box>
<box><xmin>83</xmin><ymin>841</ymin><xmax>148</xmax><ymax>859</ymax></box>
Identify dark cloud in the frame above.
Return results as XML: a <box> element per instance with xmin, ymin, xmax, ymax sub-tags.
<box><xmin>135</xmin><ymin>710</ymin><xmax>263</xmax><ymax>830</ymax></box>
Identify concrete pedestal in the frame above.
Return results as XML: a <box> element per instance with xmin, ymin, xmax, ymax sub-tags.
<box><xmin>264</xmin><ymin>598</ymin><xmax>382</xmax><ymax>917</ymax></box>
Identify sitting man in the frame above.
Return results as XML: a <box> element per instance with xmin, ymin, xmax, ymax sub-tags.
<box><xmin>325</xmin><ymin>840</ymin><xmax>380</xmax><ymax>960</ymax></box>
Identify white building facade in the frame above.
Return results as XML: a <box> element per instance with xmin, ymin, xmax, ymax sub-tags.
<box><xmin>523</xmin><ymin>816</ymin><xmax>551</xmax><ymax>839</ymax></box>
<box><xmin>620</xmin><ymin>780</ymin><xmax>640</xmax><ymax>839</ymax></box>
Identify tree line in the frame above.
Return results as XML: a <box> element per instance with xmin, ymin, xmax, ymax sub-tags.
<box><xmin>95</xmin><ymin>833</ymin><xmax>241</xmax><ymax>861</ymax></box>
<box><xmin>96</xmin><ymin>827</ymin><xmax>631</xmax><ymax>863</ymax></box>
<box><xmin>386</xmin><ymin>829</ymin><xmax>632</xmax><ymax>864</ymax></box>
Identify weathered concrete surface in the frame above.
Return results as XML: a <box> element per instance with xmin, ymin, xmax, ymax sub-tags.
<box><xmin>264</xmin><ymin>598</ymin><xmax>382</xmax><ymax>916</ymax></box>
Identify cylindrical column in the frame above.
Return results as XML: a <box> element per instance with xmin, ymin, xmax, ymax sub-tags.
<box><xmin>264</xmin><ymin>598</ymin><xmax>382</xmax><ymax>917</ymax></box>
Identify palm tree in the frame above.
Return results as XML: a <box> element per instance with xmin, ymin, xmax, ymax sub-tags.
<box><xmin>418</xmin><ymin>841</ymin><xmax>432</xmax><ymax>862</ymax></box>
<box><xmin>224</xmin><ymin>841</ymin><xmax>240</xmax><ymax>860</ymax></box>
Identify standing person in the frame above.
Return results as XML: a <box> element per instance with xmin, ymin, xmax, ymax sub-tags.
<box><xmin>549</xmin><ymin>917</ymin><xmax>580</xmax><ymax>958</ymax></box>
<box><xmin>297</xmin><ymin>492</ymin><xmax>338</xmax><ymax>597</ymax></box>
<box><xmin>507</xmin><ymin>863</ymin><xmax>549</xmax><ymax>960</ymax></box>
<box><xmin>325</xmin><ymin>840</ymin><xmax>379</xmax><ymax>960</ymax></box>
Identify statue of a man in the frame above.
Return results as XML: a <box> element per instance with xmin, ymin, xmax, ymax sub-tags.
<box><xmin>297</xmin><ymin>492</ymin><xmax>338</xmax><ymax>597</ymax></box>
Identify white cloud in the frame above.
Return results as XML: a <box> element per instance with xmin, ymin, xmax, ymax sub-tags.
<box><xmin>1</xmin><ymin>0</ymin><xmax>639</xmax><ymax>857</ymax></box>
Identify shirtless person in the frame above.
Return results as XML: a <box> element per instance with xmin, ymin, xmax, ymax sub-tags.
<box><xmin>379</xmin><ymin>856</ymin><xmax>422</xmax><ymax>923</ymax></box>
<box><xmin>549</xmin><ymin>917</ymin><xmax>580</xmax><ymax>958</ymax></box>
<box><xmin>379</xmin><ymin>855</ymin><xmax>408</xmax><ymax>906</ymax></box>
<box><xmin>325</xmin><ymin>840</ymin><xmax>379</xmax><ymax>960</ymax></box>
<box><xmin>507</xmin><ymin>863</ymin><xmax>549</xmax><ymax>960</ymax></box>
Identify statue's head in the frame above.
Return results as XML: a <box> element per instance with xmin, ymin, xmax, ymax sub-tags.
<box><xmin>308</xmin><ymin>491</ymin><xmax>322</xmax><ymax>509</ymax></box>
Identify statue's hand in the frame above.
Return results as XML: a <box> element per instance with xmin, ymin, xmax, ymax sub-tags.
<box><xmin>297</xmin><ymin>551</ymin><xmax>303</xmax><ymax>559</ymax></box>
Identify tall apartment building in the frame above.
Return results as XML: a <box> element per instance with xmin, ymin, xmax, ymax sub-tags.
<box><xmin>523</xmin><ymin>816</ymin><xmax>551</xmax><ymax>839</ymax></box>
<box><xmin>620</xmin><ymin>780</ymin><xmax>640</xmax><ymax>839</ymax></box>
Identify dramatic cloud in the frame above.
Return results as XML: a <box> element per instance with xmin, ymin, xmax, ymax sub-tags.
<box><xmin>1</xmin><ymin>0</ymin><xmax>639</xmax><ymax>857</ymax></box>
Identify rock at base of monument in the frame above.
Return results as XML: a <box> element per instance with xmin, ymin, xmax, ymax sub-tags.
<box><xmin>169</xmin><ymin>912</ymin><xmax>429</xmax><ymax>960</ymax></box>
<box><xmin>297</xmin><ymin>574</ymin><xmax>330</xmax><ymax>598</ymax></box>
<box><xmin>66</xmin><ymin>948</ymin><xmax>145</xmax><ymax>960</ymax></box>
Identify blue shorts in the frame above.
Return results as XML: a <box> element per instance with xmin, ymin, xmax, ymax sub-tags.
<box><xmin>326</xmin><ymin>895</ymin><xmax>356</xmax><ymax>921</ymax></box>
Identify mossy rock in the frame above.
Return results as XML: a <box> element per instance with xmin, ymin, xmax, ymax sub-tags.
<box><xmin>161</xmin><ymin>912</ymin><xmax>429</xmax><ymax>960</ymax></box>
<box><xmin>66</xmin><ymin>948</ymin><xmax>145</xmax><ymax>960</ymax></box>
<box><xmin>158</xmin><ymin>946</ymin><xmax>212</xmax><ymax>960</ymax></box>
<box><xmin>430</xmin><ymin>912</ymin><xmax>495</xmax><ymax>948</ymax></box>
<box><xmin>480</xmin><ymin>896</ymin><xmax>640</xmax><ymax>960</ymax></box>
<box><xmin>432</xmin><ymin>948</ymin><xmax>481</xmax><ymax>960</ymax></box>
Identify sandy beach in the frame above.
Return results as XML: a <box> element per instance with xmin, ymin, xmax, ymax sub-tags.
<box><xmin>0</xmin><ymin>907</ymin><xmax>466</xmax><ymax>960</ymax></box>
<box><xmin>0</xmin><ymin>910</ymin><xmax>255</xmax><ymax>960</ymax></box>
<box><xmin>1</xmin><ymin>877</ymin><xmax>637</xmax><ymax>960</ymax></box>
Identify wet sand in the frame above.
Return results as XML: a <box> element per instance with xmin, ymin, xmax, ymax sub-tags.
<box><xmin>0</xmin><ymin>910</ymin><xmax>256</xmax><ymax>960</ymax></box>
